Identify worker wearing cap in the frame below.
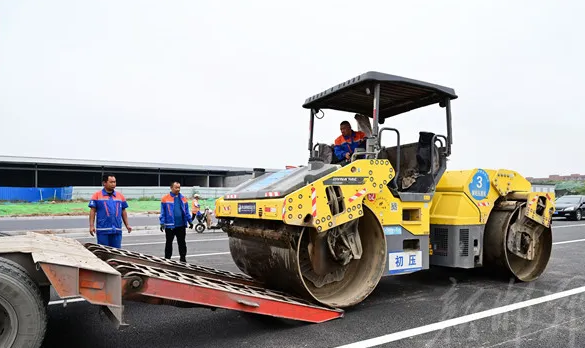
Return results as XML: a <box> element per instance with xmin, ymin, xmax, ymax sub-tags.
<box><xmin>204</xmin><ymin>206</ymin><xmax>213</xmax><ymax>229</ymax></box>
<box><xmin>160</xmin><ymin>181</ymin><xmax>193</xmax><ymax>262</ymax></box>
<box><xmin>334</xmin><ymin>120</ymin><xmax>366</xmax><ymax>162</ymax></box>
<box><xmin>88</xmin><ymin>173</ymin><xmax>132</xmax><ymax>248</ymax></box>
<box><xmin>191</xmin><ymin>194</ymin><xmax>201</xmax><ymax>222</ymax></box>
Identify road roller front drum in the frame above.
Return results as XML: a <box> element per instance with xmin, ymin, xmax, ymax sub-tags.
<box><xmin>227</xmin><ymin>206</ymin><xmax>387</xmax><ymax>308</ymax></box>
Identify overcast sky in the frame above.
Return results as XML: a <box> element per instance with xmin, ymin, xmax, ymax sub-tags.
<box><xmin>1</xmin><ymin>1</ymin><xmax>583</xmax><ymax>177</ymax></box>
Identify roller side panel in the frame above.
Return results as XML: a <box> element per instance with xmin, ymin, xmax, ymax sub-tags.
<box><xmin>382</xmin><ymin>225</ymin><xmax>429</xmax><ymax>276</ymax></box>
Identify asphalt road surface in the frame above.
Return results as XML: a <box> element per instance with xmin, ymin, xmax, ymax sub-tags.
<box><xmin>40</xmin><ymin>219</ymin><xmax>585</xmax><ymax>348</ymax></box>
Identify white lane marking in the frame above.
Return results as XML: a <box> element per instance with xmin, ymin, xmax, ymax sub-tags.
<box><xmin>171</xmin><ymin>252</ymin><xmax>230</xmax><ymax>259</ymax></box>
<box><xmin>82</xmin><ymin>241</ymin><xmax>585</xmax><ymax>258</ymax></box>
<box><xmin>48</xmin><ymin>298</ymin><xmax>87</xmax><ymax>306</ymax></box>
<box><xmin>119</xmin><ymin>229</ymin><xmax>585</xmax><ymax>248</ymax></box>
<box><xmin>46</xmin><ymin>238</ymin><xmax>585</xmax><ymax>308</ymax></box>
<box><xmin>13</xmin><ymin>223</ymin><xmax>582</xmax><ymax>240</ymax></box>
<box><xmin>553</xmin><ymin>223</ymin><xmax>585</xmax><ymax>229</ymax></box>
<box><xmin>61</xmin><ymin>237</ymin><xmax>585</xmax><ymax>254</ymax></box>
<box><xmin>123</xmin><ymin>238</ymin><xmax>227</xmax><ymax>246</ymax></box>
<box><xmin>74</xmin><ymin>232</ymin><xmax>224</xmax><ymax>240</ymax></box>
<box><xmin>553</xmin><ymin>238</ymin><xmax>585</xmax><ymax>245</ymax></box>
<box><xmin>336</xmin><ymin>285</ymin><xmax>585</xmax><ymax>348</ymax></box>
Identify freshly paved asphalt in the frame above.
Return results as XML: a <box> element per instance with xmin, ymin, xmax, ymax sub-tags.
<box><xmin>36</xmin><ymin>219</ymin><xmax>585</xmax><ymax>348</ymax></box>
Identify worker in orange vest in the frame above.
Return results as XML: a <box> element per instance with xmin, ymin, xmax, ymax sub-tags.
<box><xmin>334</xmin><ymin>120</ymin><xmax>366</xmax><ymax>163</ymax></box>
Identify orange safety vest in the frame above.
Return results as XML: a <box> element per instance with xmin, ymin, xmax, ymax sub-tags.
<box><xmin>192</xmin><ymin>199</ymin><xmax>200</xmax><ymax>213</ymax></box>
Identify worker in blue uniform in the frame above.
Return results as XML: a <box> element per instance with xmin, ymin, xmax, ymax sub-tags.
<box><xmin>159</xmin><ymin>181</ymin><xmax>193</xmax><ymax>262</ymax></box>
<box><xmin>334</xmin><ymin>120</ymin><xmax>366</xmax><ymax>163</ymax></box>
<box><xmin>88</xmin><ymin>173</ymin><xmax>132</xmax><ymax>248</ymax></box>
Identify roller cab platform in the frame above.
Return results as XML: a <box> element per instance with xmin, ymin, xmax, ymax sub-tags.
<box><xmin>0</xmin><ymin>233</ymin><xmax>344</xmax><ymax>327</ymax></box>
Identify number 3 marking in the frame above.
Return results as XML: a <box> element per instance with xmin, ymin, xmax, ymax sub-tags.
<box><xmin>476</xmin><ymin>175</ymin><xmax>483</xmax><ymax>189</ymax></box>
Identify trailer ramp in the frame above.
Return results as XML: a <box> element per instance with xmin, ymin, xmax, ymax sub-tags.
<box><xmin>85</xmin><ymin>243</ymin><xmax>344</xmax><ymax>323</ymax></box>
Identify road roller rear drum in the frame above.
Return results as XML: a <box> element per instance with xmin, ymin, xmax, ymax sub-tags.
<box><xmin>484</xmin><ymin>201</ymin><xmax>552</xmax><ymax>282</ymax></box>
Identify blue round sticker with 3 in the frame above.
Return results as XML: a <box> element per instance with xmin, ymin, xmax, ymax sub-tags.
<box><xmin>469</xmin><ymin>169</ymin><xmax>490</xmax><ymax>200</ymax></box>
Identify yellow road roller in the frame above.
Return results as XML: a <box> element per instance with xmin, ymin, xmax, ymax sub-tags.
<box><xmin>214</xmin><ymin>71</ymin><xmax>555</xmax><ymax>309</ymax></box>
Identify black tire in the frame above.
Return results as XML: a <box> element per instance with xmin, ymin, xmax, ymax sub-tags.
<box><xmin>0</xmin><ymin>257</ymin><xmax>47</xmax><ymax>348</ymax></box>
<box><xmin>195</xmin><ymin>224</ymin><xmax>205</xmax><ymax>233</ymax></box>
<box><xmin>0</xmin><ymin>257</ymin><xmax>29</xmax><ymax>277</ymax></box>
<box><xmin>575</xmin><ymin>209</ymin><xmax>582</xmax><ymax>221</ymax></box>
<box><xmin>0</xmin><ymin>258</ymin><xmax>50</xmax><ymax>307</ymax></box>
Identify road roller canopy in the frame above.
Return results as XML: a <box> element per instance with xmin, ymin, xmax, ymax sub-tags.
<box><xmin>302</xmin><ymin>71</ymin><xmax>458</xmax><ymax>122</ymax></box>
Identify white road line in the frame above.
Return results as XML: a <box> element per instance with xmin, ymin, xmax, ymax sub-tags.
<box><xmin>48</xmin><ymin>298</ymin><xmax>87</xmax><ymax>306</ymax></box>
<box><xmin>171</xmin><ymin>252</ymin><xmax>230</xmax><ymax>259</ymax></box>
<box><xmin>553</xmin><ymin>223</ymin><xmax>585</xmax><ymax>229</ymax></box>
<box><xmin>73</xmin><ymin>231</ymin><xmax>224</xmax><ymax>240</ymax></box>
<box><xmin>553</xmin><ymin>238</ymin><xmax>585</xmax><ymax>245</ymax></box>
<box><xmin>75</xmin><ymin>237</ymin><xmax>585</xmax><ymax>250</ymax></box>
<box><xmin>123</xmin><ymin>238</ymin><xmax>227</xmax><ymax>246</ymax></box>
<box><xmin>46</xmin><ymin>237</ymin><xmax>585</xmax><ymax>308</ymax></box>
<box><xmin>7</xmin><ymin>223</ymin><xmax>582</xmax><ymax>240</ymax></box>
<box><xmin>336</xmin><ymin>285</ymin><xmax>585</xmax><ymax>348</ymax></box>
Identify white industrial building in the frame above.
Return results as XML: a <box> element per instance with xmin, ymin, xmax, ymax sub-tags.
<box><xmin>530</xmin><ymin>183</ymin><xmax>556</xmax><ymax>193</ymax></box>
<box><xmin>0</xmin><ymin>155</ymin><xmax>279</xmax><ymax>188</ymax></box>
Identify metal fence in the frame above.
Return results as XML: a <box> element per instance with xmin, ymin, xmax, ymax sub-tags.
<box><xmin>0</xmin><ymin>187</ymin><xmax>73</xmax><ymax>202</ymax></box>
<box><xmin>71</xmin><ymin>186</ymin><xmax>232</xmax><ymax>200</ymax></box>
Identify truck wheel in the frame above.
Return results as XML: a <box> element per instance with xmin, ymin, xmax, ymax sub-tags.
<box><xmin>0</xmin><ymin>257</ymin><xmax>47</xmax><ymax>348</ymax></box>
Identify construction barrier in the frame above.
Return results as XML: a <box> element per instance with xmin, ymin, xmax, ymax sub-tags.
<box><xmin>0</xmin><ymin>186</ymin><xmax>73</xmax><ymax>202</ymax></box>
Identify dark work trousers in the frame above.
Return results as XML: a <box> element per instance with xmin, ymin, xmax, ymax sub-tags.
<box><xmin>165</xmin><ymin>226</ymin><xmax>187</xmax><ymax>262</ymax></box>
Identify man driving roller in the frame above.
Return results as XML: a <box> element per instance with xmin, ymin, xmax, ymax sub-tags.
<box><xmin>334</xmin><ymin>120</ymin><xmax>366</xmax><ymax>163</ymax></box>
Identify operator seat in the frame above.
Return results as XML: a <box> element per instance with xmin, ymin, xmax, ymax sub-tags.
<box><xmin>378</xmin><ymin>131</ymin><xmax>441</xmax><ymax>194</ymax></box>
<box><xmin>354</xmin><ymin>113</ymin><xmax>373</xmax><ymax>137</ymax></box>
<box><xmin>403</xmin><ymin>131</ymin><xmax>440</xmax><ymax>193</ymax></box>
<box><xmin>416</xmin><ymin>131</ymin><xmax>436</xmax><ymax>174</ymax></box>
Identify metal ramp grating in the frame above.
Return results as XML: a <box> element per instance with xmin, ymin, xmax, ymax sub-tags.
<box><xmin>85</xmin><ymin>243</ymin><xmax>344</xmax><ymax>323</ymax></box>
<box><xmin>85</xmin><ymin>243</ymin><xmax>257</xmax><ymax>286</ymax></box>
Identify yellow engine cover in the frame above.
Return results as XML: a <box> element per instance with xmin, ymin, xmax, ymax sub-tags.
<box><xmin>430</xmin><ymin>168</ymin><xmax>555</xmax><ymax>227</ymax></box>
